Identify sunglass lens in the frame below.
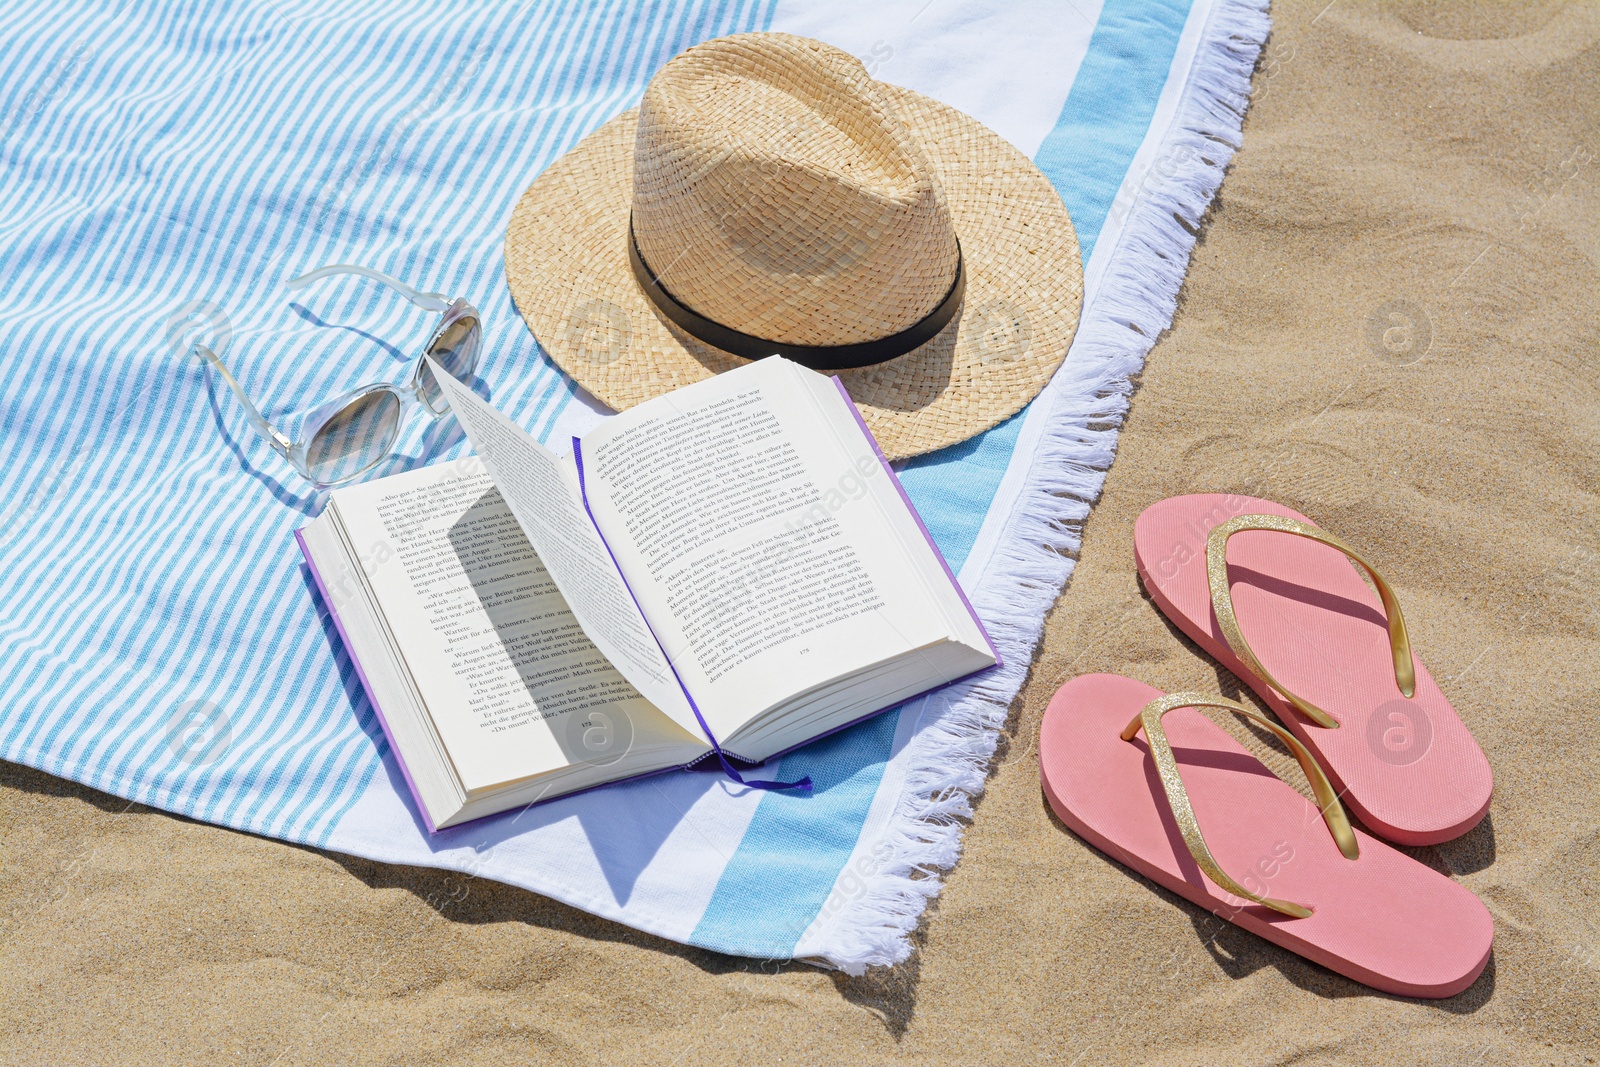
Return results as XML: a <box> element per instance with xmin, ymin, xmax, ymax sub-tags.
<box><xmin>420</xmin><ymin>316</ymin><xmax>480</xmax><ymax>413</ymax></box>
<box><xmin>304</xmin><ymin>390</ymin><xmax>401</xmax><ymax>486</ymax></box>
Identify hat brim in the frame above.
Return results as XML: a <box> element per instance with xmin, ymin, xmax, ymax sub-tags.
<box><xmin>503</xmin><ymin>84</ymin><xmax>1082</xmax><ymax>460</ymax></box>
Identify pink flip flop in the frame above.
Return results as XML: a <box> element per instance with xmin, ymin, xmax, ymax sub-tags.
<box><xmin>1040</xmin><ymin>674</ymin><xmax>1493</xmax><ymax>998</ymax></box>
<box><xmin>1133</xmin><ymin>494</ymin><xmax>1492</xmax><ymax>845</ymax></box>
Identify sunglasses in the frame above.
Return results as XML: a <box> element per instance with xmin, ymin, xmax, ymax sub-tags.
<box><xmin>194</xmin><ymin>264</ymin><xmax>481</xmax><ymax>489</ymax></box>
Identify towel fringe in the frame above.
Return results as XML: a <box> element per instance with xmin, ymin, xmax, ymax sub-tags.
<box><xmin>805</xmin><ymin>0</ymin><xmax>1273</xmax><ymax>975</ymax></box>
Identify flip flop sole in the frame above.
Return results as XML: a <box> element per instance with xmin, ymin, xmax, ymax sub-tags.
<box><xmin>1040</xmin><ymin>674</ymin><xmax>1493</xmax><ymax>999</ymax></box>
<box><xmin>1133</xmin><ymin>494</ymin><xmax>1492</xmax><ymax>845</ymax></box>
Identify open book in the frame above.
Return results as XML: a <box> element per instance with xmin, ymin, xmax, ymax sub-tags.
<box><xmin>297</xmin><ymin>356</ymin><xmax>996</xmax><ymax>830</ymax></box>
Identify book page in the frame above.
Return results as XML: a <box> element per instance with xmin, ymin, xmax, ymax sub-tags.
<box><xmin>328</xmin><ymin>459</ymin><xmax>706</xmax><ymax>792</ymax></box>
<box><xmin>430</xmin><ymin>368</ymin><xmax>698</xmax><ymax>733</ymax></box>
<box><xmin>577</xmin><ymin>357</ymin><xmax>966</xmax><ymax>740</ymax></box>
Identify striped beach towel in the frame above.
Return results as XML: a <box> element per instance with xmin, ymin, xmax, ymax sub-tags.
<box><xmin>0</xmin><ymin>0</ymin><xmax>1268</xmax><ymax>971</ymax></box>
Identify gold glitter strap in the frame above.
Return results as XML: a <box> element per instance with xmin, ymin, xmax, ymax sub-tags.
<box><xmin>1121</xmin><ymin>692</ymin><xmax>1360</xmax><ymax>919</ymax></box>
<box><xmin>1206</xmin><ymin>514</ymin><xmax>1417</xmax><ymax>730</ymax></box>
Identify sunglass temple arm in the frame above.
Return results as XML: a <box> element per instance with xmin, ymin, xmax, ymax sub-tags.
<box><xmin>285</xmin><ymin>264</ymin><xmax>452</xmax><ymax>313</ymax></box>
<box><xmin>192</xmin><ymin>345</ymin><xmax>293</xmax><ymax>458</ymax></box>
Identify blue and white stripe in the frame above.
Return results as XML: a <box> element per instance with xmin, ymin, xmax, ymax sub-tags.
<box><xmin>0</xmin><ymin>0</ymin><xmax>780</xmax><ymax>845</ymax></box>
<box><xmin>0</xmin><ymin>0</ymin><xmax>1265</xmax><ymax>969</ymax></box>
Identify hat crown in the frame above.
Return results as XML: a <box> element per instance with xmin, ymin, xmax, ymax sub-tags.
<box><xmin>631</xmin><ymin>34</ymin><xmax>961</xmax><ymax>347</ymax></box>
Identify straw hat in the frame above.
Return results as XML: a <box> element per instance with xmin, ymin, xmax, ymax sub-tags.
<box><xmin>504</xmin><ymin>32</ymin><xmax>1082</xmax><ymax>459</ymax></box>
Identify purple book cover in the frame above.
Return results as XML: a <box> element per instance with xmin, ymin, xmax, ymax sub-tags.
<box><xmin>295</xmin><ymin>378</ymin><xmax>997</xmax><ymax>830</ymax></box>
<box><xmin>296</xmin><ymin>527</ymin><xmax>438</xmax><ymax>834</ymax></box>
<box><xmin>831</xmin><ymin>375</ymin><xmax>1001</xmax><ymax>668</ymax></box>
<box><xmin>297</xmin><ymin>526</ymin><xmax>696</xmax><ymax>834</ymax></box>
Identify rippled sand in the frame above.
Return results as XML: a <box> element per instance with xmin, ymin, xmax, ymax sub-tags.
<box><xmin>3</xmin><ymin>2</ymin><xmax>1597</xmax><ymax>1063</ymax></box>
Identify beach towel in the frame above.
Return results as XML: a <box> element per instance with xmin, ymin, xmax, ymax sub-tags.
<box><xmin>0</xmin><ymin>0</ymin><xmax>1268</xmax><ymax>972</ymax></box>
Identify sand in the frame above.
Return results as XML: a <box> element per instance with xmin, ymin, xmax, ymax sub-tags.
<box><xmin>3</xmin><ymin>2</ymin><xmax>1598</xmax><ymax>1063</ymax></box>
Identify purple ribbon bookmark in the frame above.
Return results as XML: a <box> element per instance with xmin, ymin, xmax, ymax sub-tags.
<box><xmin>571</xmin><ymin>438</ymin><xmax>812</xmax><ymax>795</ymax></box>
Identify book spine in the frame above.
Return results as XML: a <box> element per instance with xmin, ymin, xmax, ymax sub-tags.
<box><xmin>294</xmin><ymin>526</ymin><xmax>439</xmax><ymax>834</ymax></box>
<box><xmin>569</xmin><ymin>439</ymin><xmax>811</xmax><ymax>794</ymax></box>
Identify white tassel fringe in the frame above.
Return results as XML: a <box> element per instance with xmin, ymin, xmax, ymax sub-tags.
<box><xmin>810</xmin><ymin>0</ymin><xmax>1273</xmax><ymax>975</ymax></box>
